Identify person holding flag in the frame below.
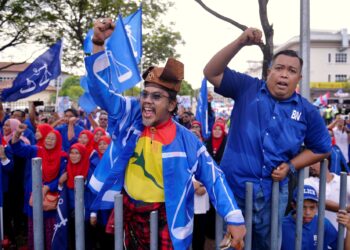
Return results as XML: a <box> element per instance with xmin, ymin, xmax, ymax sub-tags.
<box><xmin>84</xmin><ymin>17</ymin><xmax>246</xmax><ymax>249</ymax></box>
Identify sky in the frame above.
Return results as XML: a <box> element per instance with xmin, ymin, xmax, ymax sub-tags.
<box><xmin>168</xmin><ymin>0</ymin><xmax>350</xmax><ymax>88</ymax></box>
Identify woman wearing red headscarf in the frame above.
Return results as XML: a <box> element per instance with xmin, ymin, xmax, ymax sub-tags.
<box><xmin>205</xmin><ymin>121</ymin><xmax>228</xmax><ymax>243</ymax></box>
<box><xmin>59</xmin><ymin>143</ymin><xmax>98</xmax><ymax>249</ymax></box>
<box><xmin>96</xmin><ymin>135</ymin><xmax>111</xmax><ymax>159</ymax></box>
<box><xmin>91</xmin><ymin>135</ymin><xmax>114</xmax><ymax>249</ymax></box>
<box><xmin>35</xmin><ymin>123</ymin><xmax>54</xmax><ymax>147</ymax></box>
<box><xmin>92</xmin><ymin>127</ymin><xmax>106</xmax><ymax>151</ymax></box>
<box><xmin>10</xmin><ymin>125</ymin><xmax>67</xmax><ymax>250</ymax></box>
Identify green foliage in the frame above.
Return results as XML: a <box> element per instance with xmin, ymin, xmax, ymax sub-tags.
<box><xmin>14</xmin><ymin>0</ymin><xmax>184</xmax><ymax>71</ymax></box>
<box><xmin>59</xmin><ymin>75</ymin><xmax>83</xmax><ymax>101</ymax></box>
<box><xmin>124</xmin><ymin>86</ymin><xmax>141</xmax><ymax>97</ymax></box>
<box><xmin>0</xmin><ymin>0</ymin><xmax>49</xmax><ymax>51</ymax></box>
<box><xmin>179</xmin><ymin>80</ymin><xmax>194</xmax><ymax>97</ymax></box>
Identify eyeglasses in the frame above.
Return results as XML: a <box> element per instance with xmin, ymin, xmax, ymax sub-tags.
<box><xmin>140</xmin><ymin>91</ymin><xmax>169</xmax><ymax>101</ymax></box>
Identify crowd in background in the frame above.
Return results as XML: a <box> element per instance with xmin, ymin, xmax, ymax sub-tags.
<box><xmin>0</xmin><ymin>91</ymin><xmax>350</xmax><ymax>249</ymax></box>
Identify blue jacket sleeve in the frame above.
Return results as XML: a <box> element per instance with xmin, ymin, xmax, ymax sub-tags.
<box><xmin>1</xmin><ymin>146</ymin><xmax>14</xmax><ymax>173</ymax></box>
<box><xmin>85</xmin><ymin>51</ymin><xmax>128</xmax><ymax>121</ymax></box>
<box><xmin>9</xmin><ymin>140</ymin><xmax>37</xmax><ymax>159</ymax></box>
<box><xmin>194</xmin><ymin>139</ymin><xmax>244</xmax><ymax>225</ymax></box>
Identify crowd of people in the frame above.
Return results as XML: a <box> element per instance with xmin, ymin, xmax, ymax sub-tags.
<box><xmin>1</xmin><ymin>20</ymin><xmax>350</xmax><ymax>250</ymax></box>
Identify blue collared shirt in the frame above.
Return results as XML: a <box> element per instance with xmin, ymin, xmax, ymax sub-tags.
<box><xmin>215</xmin><ymin>68</ymin><xmax>331</xmax><ymax>200</ymax></box>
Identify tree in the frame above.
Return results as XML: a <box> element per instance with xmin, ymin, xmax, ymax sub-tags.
<box><xmin>124</xmin><ymin>86</ymin><xmax>141</xmax><ymax>97</ymax></box>
<box><xmin>195</xmin><ymin>0</ymin><xmax>273</xmax><ymax>79</ymax></box>
<box><xmin>59</xmin><ymin>75</ymin><xmax>83</xmax><ymax>101</ymax></box>
<box><xmin>33</xmin><ymin>0</ymin><xmax>184</xmax><ymax>70</ymax></box>
<box><xmin>179</xmin><ymin>80</ymin><xmax>194</xmax><ymax>97</ymax></box>
<box><xmin>0</xmin><ymin>0</ymin><xmax>56</xmax><ymax>70</ymax></box>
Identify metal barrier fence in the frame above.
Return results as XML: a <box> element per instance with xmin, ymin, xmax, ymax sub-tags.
<box><xmin>16</xmin><ymin>158</ymin><xmax>349</xmax><ymax>249</ymax></box>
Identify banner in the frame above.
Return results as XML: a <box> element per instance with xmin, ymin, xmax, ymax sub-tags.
<box><xmin>1</xmin><ymin>40</ymin><xmax>62</xmax><ymax>102</ymax></box>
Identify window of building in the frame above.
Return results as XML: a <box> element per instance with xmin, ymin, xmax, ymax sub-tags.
<box><xmin>328</xmin><ymin>53</ymin><xmax>331</xmax><ymax>63</ymax></box>
<box><xmin>335</xmin><ymin>74</ymin><xmax>347</xmax><ymax>82</ymax></box>
<box><xmin>335</xmin><ymin>53</ymin><xmax>347</xmax><ymax>63</ymax></box>
<box><xmin>328</xmin><ymin>74</ymin><xmax>331</xmax><ymax>82</ymax></box>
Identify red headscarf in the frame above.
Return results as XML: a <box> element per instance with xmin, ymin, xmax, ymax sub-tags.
<box><xmin>0</xmin><ymin>134</ymin><xmax>6</xmax><ymax>146</ymax></box>
<box><xmin>191</xmin><ymin>120</ymin><xmax>203</xmax><ymax>141</ymax></box>
<box><xmin>93</xmin><ymin>127</ymin><xmax>106</xmax><ymax>150</ymax></box>
<box><xmin>97</xmin><ymin>135</ymin><xmax>111</xmax><ymax>158</ymax></box>
<box><xmin>211</xmin><ymin>121</ymin><xmax>226</xmax><ymax>154</ymax></box>
<box><xmin>36</xmin><ymin>124</ymin><xmax>54</xmax><ymax>147</ymax></box>
<box><xmin>78</xmin><ymin>130</ymin><xmax>94</xmax><ymax>157</ymax></box>
<box><xmin>66</xmin><ymin>143</ymin><xmax>89</xmax><ymax>189</ymax></box>
<box><xmin>37</xmin><ymin>130</ymin><xmax>63</xmax><ymax>182</ymax></box>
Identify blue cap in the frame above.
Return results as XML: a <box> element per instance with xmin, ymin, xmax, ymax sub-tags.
<box><xmin>293</xmin><ymin>185</ymin><xmax>318</xmax><ymax>202</ymax></box>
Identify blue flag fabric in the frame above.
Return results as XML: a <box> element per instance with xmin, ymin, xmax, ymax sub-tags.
<box><xmin>52</xmin><ymin>184</ymin><xmax>69</xmax><ymax>250</ymax></box>
<box><xmin>1</xmin><ymin>40</ymin><xmax>62</xmax><ymax>102</ymax></box>
<box><xmin>106</xmin><ymin>14</ymin><xmax>141</xmax><ymax>93</ymax></box>
<box><xmin>83</xmin><ymin>29</ymin><xmax>94</xmax><ymax>54</ymax></box>
<box><xmin>82</xmin><ymin>6</ymin><xmax>142</xmax><ymax>61</ymax></box>
<box><xmin>123</xmin><ymin>6</ymin><xmax>142</xmax><ymax>64</ymax></box>
<box><xmin>195</xmin><ymin>78</ymin><xmax>210</xmax><ymax>140</ymax></box>
<box><xmin>78</xmin><ymin>92</ymin><xmax>97</xmax><ymax>114</ymax></box>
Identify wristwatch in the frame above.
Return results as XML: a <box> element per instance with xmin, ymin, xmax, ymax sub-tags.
<box><xmin>286</xmin><ymin>161</ymin><xmax>297</xmax><ymax>174</ymax></box>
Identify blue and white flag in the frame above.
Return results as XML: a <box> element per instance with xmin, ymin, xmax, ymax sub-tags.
<box><xmin>106</xmin><ymin>14</ymin><xmax>141</xmax><ymax>93</ymax></box>
<box><xmin>83</xmin><ymin>29</ymin><xmax>94</xmax><ymax>54</ymax></box>
<box><xmin>52</xmin><ymin>184</ymin><xmax>69</xmax><ymax>250</ymax></box>
<box><xmin>195</xmin><ymin>78</ymin><xmax>210</xmax><ymax>140</ymax></box>
<box><xmin>1</xmin><ymin>40</ymin><xmax>62</xmax><ymax>102</ymax></box>
<box><xmin>123</xmin><ymin>6</ymin><xmax>142</xmax><ymax>64</ymax></box>
<box><xmin>83</xmin><ymin>6</ymin><xmax>142</xmax><ymax>61</ymax></box>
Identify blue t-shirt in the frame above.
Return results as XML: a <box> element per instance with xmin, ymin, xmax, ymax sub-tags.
<box><xmin>282</xmin><ymin>213</ymin><xmax>337</xmax><ymax>250</ymax></box>
<box><xmin>215</xmin><ymin>68</ymin><xmax>331</xmax><ymax>200</ymax></box>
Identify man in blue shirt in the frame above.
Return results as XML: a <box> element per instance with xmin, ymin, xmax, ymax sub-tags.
<box><xmin>282</xmin><ymin>185</ymin><xmax>350</xmax><ymax>250</ymax></box>
<box><xmin>204</xmin><ymin>28</ymin><xmax>331</xmax><ymax>249</ymax></box>
<box><xmin>53</xmin><ymin>108</ymin><xmax>84</xmax><ymax>152</ymax></box>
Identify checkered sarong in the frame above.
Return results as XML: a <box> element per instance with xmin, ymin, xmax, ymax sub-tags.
<box><xmin>123</xmin><ymin>193</ymin><xmax>173</xmax><ymax>250</ymax></box>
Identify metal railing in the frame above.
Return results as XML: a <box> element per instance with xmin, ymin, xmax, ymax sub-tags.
<box><xmin>25</xmin><ymin>158</ymin><xmax>349</xmax><ymax>250</ymax></box>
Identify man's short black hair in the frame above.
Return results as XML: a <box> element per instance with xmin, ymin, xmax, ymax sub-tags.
<box><xmin>64</xmin><ymin>108</ymin><xmax>79</xmax><ymax>117</ymax></box>
<box><xmin>272</xmin><ymin>50</ymin><xmax>303</xmax><ymax>69</ymax></box>
<box><xmin>11</xmin><ymin>109</ymin><xmax>26</xmax><ymax>117</ymax></box>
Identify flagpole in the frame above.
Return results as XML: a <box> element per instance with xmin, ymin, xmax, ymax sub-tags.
<box><xmin>55</xmin><ymin>76</ymin><xmax>61</xmax><ymax>111</ymax></box>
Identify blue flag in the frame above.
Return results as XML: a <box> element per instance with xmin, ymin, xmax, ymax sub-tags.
<box><xmin>106</xmin><ymin>14</ymin><xmax>141</xmax><ymax>93</ymax></box>
<box><xmin>195</xmin><ymin>78</ymin><xmax>210</xmax><ymax>140</ymax></box>
<box><xmin>52</xmin><ymin>184</ymin><xmax>69</xmax><ymax>250</ymax></box>
<box><xmin>83</xmin><ymin>29</ymin><xmax>94</xmax><ymax>54</ymax></box>
<box><xmin>1</xmin><ymin>40</ymin><xmax>62</xmax><ymax>102</ymax></box>
<box><xmin>123</xmin><ymin>6</ymin><xmax>142</xmax><ymax>64</ymax></box>
<box><xmin>83</xmin><ymin>6</ymin><xmax>142</xmax><ymax>61</ymax></box>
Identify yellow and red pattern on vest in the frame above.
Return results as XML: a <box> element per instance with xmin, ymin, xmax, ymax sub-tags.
<box><xmin>124</xmin><ymin>119</ymin><xmax>176</xmax><ymax>202</ymax></box>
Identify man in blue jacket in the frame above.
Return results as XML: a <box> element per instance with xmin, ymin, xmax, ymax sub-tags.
<box><xmin>85</xmin><ymin>18</ymin><xmax>246</xmax><ymax>249</ymax></box>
